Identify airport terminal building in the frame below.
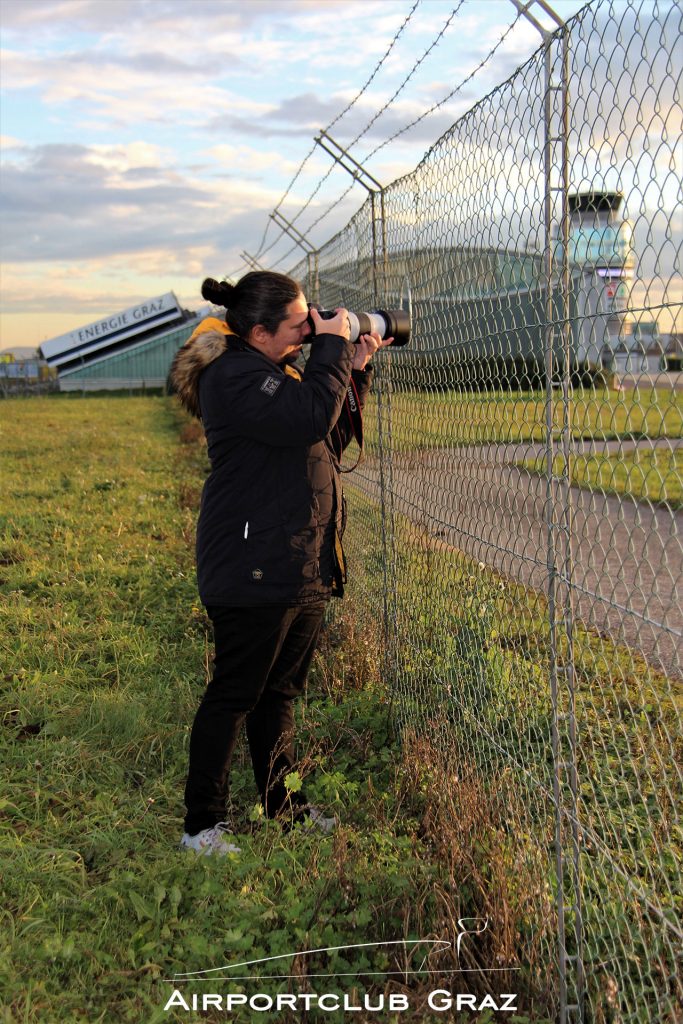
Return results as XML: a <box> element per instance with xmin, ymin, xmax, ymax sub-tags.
<box><xmin>310</xmin><ymin>191</ymin><xmax>648</xmax><ymax>387</ymax></box>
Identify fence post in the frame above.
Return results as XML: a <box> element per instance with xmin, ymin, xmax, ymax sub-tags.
<box><xmin>543</xmin><ymin>15</ymin><xmax>584</xmax><ymax>1024</ymax></box>
<box><xmin>240</xmin><ymin>250</ymin><xmax>264</xmax><ymax>271</ymax></box>
<box><xmin>270</xmin><ymin>211</ymin><xmax>316</xmax><ymax>260</ymax></box>
<box><xmin>313</xmin><ymin>131</ymin><xmax>398</xmax><ymax>686</ymax></box>
<box><xmin>306</xmin><ymin>250</ymin><xmax>320</xmax><ymax>305</ymax></box>
<box><xmin>374</xmin><ymin>187</ymin><xmax>399</xmax><ymax>706</ymax></box>
<box><xmin>512</xmin><ymin>0</ymin><xmax>583</xmax><ymax>1017</ymax></box>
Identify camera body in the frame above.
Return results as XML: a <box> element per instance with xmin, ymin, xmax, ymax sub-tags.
<box><xmin>307</xmin><ymin>306</ymin><xmax>410</xmax><ymax>347</ymax></box>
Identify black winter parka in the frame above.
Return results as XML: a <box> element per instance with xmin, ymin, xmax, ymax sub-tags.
<box><xmin>170</xmin><ymin>322</ymin><xmax>373</xmax><ymax>607</ymax></box>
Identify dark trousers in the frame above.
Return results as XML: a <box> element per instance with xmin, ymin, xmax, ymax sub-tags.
<box><xmin>183</xmin><ymin>602</ymin><xmax>326</xmax><ymax>836</ymax></box>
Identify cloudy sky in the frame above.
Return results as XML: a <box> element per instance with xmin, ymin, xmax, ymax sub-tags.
<box><xmin>0</xmin><ymin>0</ymin><xmax>667</xmax><ymax>351</ymax></box>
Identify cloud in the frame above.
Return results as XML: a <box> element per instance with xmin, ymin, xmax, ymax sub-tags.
<box><xmin>205</xmin><ymin>88</ymin><xmax>471</xmax><ymax>157</ymax></box>
<box><xmin>1</xmin><ymin>47</ymin><xmax>269</xmax><ymax>129</ymax></box>
<box><xmin>0</xmin><ymin>0</ymin><xmax>525</xmax><ymax>142</ymax></box>
<box><xmin>0</xmin><ymin>133</ymin><xmax>364</xmax><ymax>307</ymax></box>
<box><xmin>207</xmin><ymin>145</ymin><xmax>305</xmax><ymax>177</ymax></box>
<box><xmin>0</xmin><ymin>246</ymin><xmax>221</xmax><ymax>314</ymax></box>
<box><xmin>0</xmin><ymin>134</ymin><xmax>26</xmax><ymax>150</ymax></box>
<box><xmin>0</xmin><ymin>0</ymin><xmax>409</xmax><ymax>88</ymax></box>
<box><xmin>0</xmin><ymin>140</ymin><xmax>292</xmax><ymax>264</ymax></box>
<box><xmin>1</xmin><ymin>0</ymin><xmax>677</xmax><ymax>347</ymax></box>
<box><xmin>0</xmin><ymin>0</ymin><xmax>346</xmax><ymax>35</ymax></box>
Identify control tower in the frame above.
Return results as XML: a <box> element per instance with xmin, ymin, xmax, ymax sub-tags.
<box><xmin>566</xmin><ymin>191</ymin><xmax>635</xmax><ymax>367</ymax></box>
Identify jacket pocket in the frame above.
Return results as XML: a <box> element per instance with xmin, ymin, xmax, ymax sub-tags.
<box><xmin>239</xmin><ymin>513</ymin><xmax>287</xmax><ymax>585</ymax></box>
<box><xmin>238</xmin><ymin>499</ymin><xmax>321</xmax><ymax>586</ymax></box>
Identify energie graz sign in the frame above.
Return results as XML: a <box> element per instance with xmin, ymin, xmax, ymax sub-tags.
<box><xmin>40</xmin><ymin>292</ymin><xmax>183</xmax><ymax>369</ymax></box>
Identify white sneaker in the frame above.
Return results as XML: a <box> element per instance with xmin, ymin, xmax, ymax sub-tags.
<box><xmin>304</xmin><ymin>807</ymin><xmax>337</xmax><ymax>834</ymax></box>
<box><xmin>180</xmin><ymin>822</ymin><xmax>241</xmax><ymax>856</ymax></box>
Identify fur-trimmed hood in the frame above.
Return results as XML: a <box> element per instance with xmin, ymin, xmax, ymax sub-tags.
<box><xmin>170</xmin><ymin>317</ymin><xmax>233</xmax><ymax>419</ymax></box>
<box><xmin>170</xmin><ymin>315</ymin><xmax>304</xmax><ymax>419</ymax></box>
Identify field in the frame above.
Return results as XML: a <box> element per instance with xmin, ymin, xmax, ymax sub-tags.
<box><xmin>362</xmin><ymin>387</ymin><xmax>683</xmax><ymax>450</ymax></box>
<box><xmin>1</xmin><ymin>395</ymin><xmax>679</xmax><ymax>1023</ymax></box>
<box><xmin>1</xmin><ymin>395</ymin><xmax>555</xmax><ymax>1023</ymax></box>
<box><xmin>520</xmin><ymin>447</ymin><xmax>683</xmax><ymax>508</ymax></box>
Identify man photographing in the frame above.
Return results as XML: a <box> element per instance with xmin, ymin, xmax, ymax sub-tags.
<box><xmin>170</xmin><ymin>271</ymin><xmax>390</xmax><ymax>855</ymax></box>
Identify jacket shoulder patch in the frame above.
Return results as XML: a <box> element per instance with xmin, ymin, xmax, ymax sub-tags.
<box><xmin>260</xmin><ymin>375</ymin><xmax>282</xmax><ymax>397</ymax></box>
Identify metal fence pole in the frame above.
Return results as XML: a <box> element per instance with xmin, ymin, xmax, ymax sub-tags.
<box><xmin>312</xmin><ymin>250</ymin><xmax>320</xmax><ymax>305</ymax></box>
<box><xmin>541</xmin><ymin>13</ymin><xmax>584</xmax><ymax>1024</ymax></box>
<box><xmin>557</xmin><ymin>22</ymin><xmax>585</xmax><ymax>1024</ymax></box>
<box><xmin>512</xmin><ymin>0</ymin><xmax>583</xmax><ymax>1018</ymax></box>
<box><xmin>305</xmin><ymin>251</ymin><xmax>320</xmax><ymax>304</ymax></box>
<box><xmin>312</xmin><ymin>131</ymin><xmax>397</xmax><ymax>681</ymax></box>
<box><xmin>372</xmin><ymin>189</ymin><xmax>395</xmax><ymax>684</ymax></box>
<box><xmin>377</xmin><ymin>186</ymin><xmax>399</xmax><ymax>710</ymax></box>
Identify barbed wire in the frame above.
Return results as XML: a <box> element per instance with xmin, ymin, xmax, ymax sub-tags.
<box><xmin>270</xmin><ymin>1</ymin><xmax>525</xmax><ymax>269</ymax></box>
<box><xmin>323</xmin><ymin>0</ymin><xmax>422</xmax><ymax>137</ymax></box>
<box><xmin>277</xmin><ymin>2</ymin><xmax>462</xmax><ymax>240</ymax></box>
<box><xmin>264</xmin><ymin>1</ymin><xmax>469</xmax><ymax>270</ymax></box>
<box><xmin>272</xmin><ymin>0</ymin><xmax>420</xmax><ymax>220</ymax></box>
<box><xmin>363</xmin><ymin>3</ymin><xmax>524</xmax><ymax>161</ymax></box>
<box><xmin>265</xmin><ymin>0</ymin><xmax>458</xmax><ymax>258</ymax></box>
<box><xmin>263</xmin><ymin>0</ymin><xmax>466</xmax><ymax>268</ymax></box>
<box><xmin>241</xmin><ymin>0</ymin><xmax>422</xmax><ymax>273</ymax></box>
<box><xmin>347</xmin><ymin>0</ymin><xmax>464</xmax><ymax>149</ymax></box>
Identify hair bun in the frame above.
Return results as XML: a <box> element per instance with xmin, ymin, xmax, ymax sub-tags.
<box><xmin>201</xmin><ymin>278</ymin><xmax>234</xmax><ymax>307</ymax></box>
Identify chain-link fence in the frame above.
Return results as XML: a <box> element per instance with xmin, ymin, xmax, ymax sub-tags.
<box><xmin>289</xmin><ymin>1</ymin><xmax>681</xmax><ymax>1020</ymax></box>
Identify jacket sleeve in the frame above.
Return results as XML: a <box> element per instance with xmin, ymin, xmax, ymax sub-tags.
<box><xmin>331</xmin><ymin>365</ymin><xmax>375</xmax><ymax>454</ymax></box>
<box><xmin>200</xmin><ymin>334</ymin><xmax>354</xmax><ymax>447</ymax></box>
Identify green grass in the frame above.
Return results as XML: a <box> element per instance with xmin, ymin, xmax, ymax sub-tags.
<box><xmin>519</xmin><ymin>447</ymin><xmax>683</xmax><ymax>508</ymax></box>
<box><xmin>342</xmin><ymin>481</ymin><xmax>682</xmax><ymax>1024</ymax></box>
<box><xmin>1</xmin><ymin>394</ymin><xmax>679</xmax><ymax>1023</ymax></box>
<box><xmin>362</xmin><ymin>387</ymin><xmax>683</xmax><ymax>450</ymax></box>
<box><xmin>1</xmin><ymin>395</ymin><xmax>554</xmax><ymax>1024</ymax></box>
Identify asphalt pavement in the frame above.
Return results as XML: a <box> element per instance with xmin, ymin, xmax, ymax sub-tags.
<box><xmin>350</xmin><ymin>438</ymin><xmax>681</xmax><ymax>678</ymax></box>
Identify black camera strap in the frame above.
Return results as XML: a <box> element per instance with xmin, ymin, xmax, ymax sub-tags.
<box><xmin>339</xmin><ymin>377</ymin><xmax>363</xmax><ymax>472</ymax></box>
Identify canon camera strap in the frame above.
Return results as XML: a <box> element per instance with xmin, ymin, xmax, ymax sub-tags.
<box><xmin>339</xmin><ymin>377</ymin><xmax>363</xmax><ymax>473</ymax></box>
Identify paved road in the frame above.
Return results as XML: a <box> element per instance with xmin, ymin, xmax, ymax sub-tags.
<box><xmin>350</xmin><ymin>439</ymin><xmax>681</xmax><ymax>677</ymax></box>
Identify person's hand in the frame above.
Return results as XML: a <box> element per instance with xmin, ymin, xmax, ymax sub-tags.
<box><xmin>308</xmin><ymin>306</ymin><xmax>351</xmax><ymax>342</ymax></box>
<box><xmin>352</xmin><ymin>330</ymin><xmax>393</xmax><ymax>371</ymax></box>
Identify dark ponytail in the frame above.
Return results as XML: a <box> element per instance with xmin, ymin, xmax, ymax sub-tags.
<box><xmin>201</xmin><ymin>271</ymin><xmax>302</xmax><ymax>338</ymax></box>
<box><xmin>201</xmin><ymin>278</ymin><xmax>235</xmax><ymax>307</ymax></box>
